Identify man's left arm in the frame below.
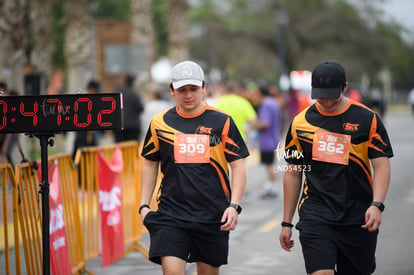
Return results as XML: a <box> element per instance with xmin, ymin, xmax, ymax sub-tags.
<box><xmin>220</xmin><ymin>158</ymin><xmax>246</xmax><ymax>231</ymax></box>
<box><xmin>362</xmin><ymin>156</ymin><xmax>391</xmax><ymax>231</ymax></box>
<box><xmin>371</xmin><ymin>156</ymin><xmax>391</xmax><ymax>203</ymax></box>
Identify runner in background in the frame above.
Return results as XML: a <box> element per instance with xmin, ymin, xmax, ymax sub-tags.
<box><xmin>250</xmin><ymin>83</ymin><xmax>282</xmax><ymax>198</ymax></box>
<box><xmin>214</xmin><ymin>80</ymin><xmax>257</xmax><ymax>141</ymax></box>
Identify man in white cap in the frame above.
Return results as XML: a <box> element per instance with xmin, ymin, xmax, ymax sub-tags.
<box><xmin>139</xmin><ymin>60</ymin><xmax>249</xmax><ymax>275</ymax></box>
<box><xmin>279</xmin><ymin>61</ymin><xmax>393</xmax><ymax>275</ymax></box>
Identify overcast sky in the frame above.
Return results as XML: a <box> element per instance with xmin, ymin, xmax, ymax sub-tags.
<box><xmin>379</xmin><ymin>0</ymin><xmax>414</xmax><ymax>31</ymax></box>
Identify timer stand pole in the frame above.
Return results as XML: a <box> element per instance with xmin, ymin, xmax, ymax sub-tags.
<box><xmin>33</xmin><ymin>133</ymin><xmax>54</xmax><ymax>275</ymax></box>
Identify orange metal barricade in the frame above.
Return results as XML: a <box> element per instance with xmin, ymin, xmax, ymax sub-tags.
<box><xmin>75</xmin><ymin>146</ymin><xmax>100</xmax><ymax>260</ymax></box>
<box><xmin>0</xmin><ymin>163</ymin><xmax>22</xmax><ymax>275</ymax></box>
<box><xmin>12</xmin><ymin>155</ymin><xmax>90</xmax><ymax>275</ymax></box>
<box><xmin>74</xmin><ymin>140</ymin><xmax>149</xmax><ymax>261</ymax></box>
<box><xmin>114</xmin><ymin>141</ymin><xmax>148</xmax><ymax>256</ymax></box>
<box><xmin>14</xmin><ymin>161</ymin><xmax>43</xmax><ymax>275</ymax></box>
<box><xmin>2</xmin><ymin>140</ymin><xmax>150</xmax><ymax>274</ymax></box>
<box><xmin>47</xmin><ymin>153</ymin><xmax>90</xmax><ymax>274</ymax></box>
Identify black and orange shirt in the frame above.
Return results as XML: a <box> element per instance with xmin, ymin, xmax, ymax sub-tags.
<box><xmin>141</xmin><ymin>103</ymin><xmax>249</xmax><ymax>223</ymax></box>
<box><xmin>284</xmin><ymin>100</ymin><xmax>393</xmax><ymax>225</ymax></box>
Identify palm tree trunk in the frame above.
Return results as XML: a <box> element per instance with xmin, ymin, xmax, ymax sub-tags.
<box><xmin>167</xmin><ymin>0</ymin><xmax>190</xmax><ymax>64</ymax></box>
<box><xmin>64</xmin><ymin>0</ymin><xmax>94</xmax><ymax>93</ymax></box>
<box><xmin>130</xmin><ymin>0</ymin><xmax>154</xmax><ymax>83</ymax></box>
<box><xmin>30</xmin><ymin>0</ymin><xmax>55</xmax><ymax>76</ymax></box>
<box><xmin>0</xmin><ymin>0</ymin><xmax>29</xmax><ymax>94</ymax></box>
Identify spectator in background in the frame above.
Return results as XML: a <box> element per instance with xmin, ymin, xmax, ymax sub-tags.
<box><xmin>72</xmin><ymin>80</ymin><xmax>101</xmax><ymax>159</ymax></box>
<box><xmin>203</xmin><ymin>85</ymin><xmax>216</xmax><ymax>106</ymax></box>
<box><xmin>347</xmin><ymin>88</ymin><xmax>362</xmax><ymax>103</ymax></box>
<box><xmin>140</xmin><ymin>84</ymin><xmax>172</xmax><ymax>140</ymax></box>
<box><xmin>268</xmin><ymin>81</ymin><xmax>286</xmax><ymax>112</ymax></box>
<box><xmin>0</xmin><ymin>82</ymin><xmax>11</xmax><ymax>163</ymax></box>
<box><xmin>5</xmin><ymin>89</ymin><xmax>19</xmax><ymax>164</ymax></box>
<box><xmin>409</xmin><ymin>88</ymin><xmax>414</xmax><ymax>116</ymax></box>
<box><xmin>214</xmin><ymin>81</ymin><xmax>257</xmax><ymax>141</ymax></box>
<box><xmin>0</xmin><ymin>82</ymin><xmax>7</xmax><ymax>95</ymax></box>
<box><xmin>370</xmin><ymin>88</ymin><xmax>386</xmax><ymax>119</ymax></box>
<box><xmin>0</xmin><ymin>127</ymin><xmax>11</xmax><ymax>164</ymax></box>
<box><xmin>297</xmin><ymin>89</ymin><xmax>313</xmax><ymax>113</ymax></box>
<box><xmin>250</xmin><ymin>83</ymin><xmax>282</xmax><ymax>198</ymax></box>
<box><xmin>114</xmin><ymin>74</ymin><xmax>144</xmax><ymax>142</ymax></box>
<box><xmin>287</xmin><ymin>88</ymin><xmax>299</xmax><ymax>123</ymax></box>
<box><xmin>0</xmin><ymin>84</ymin><xmax>21</xmax><ymax>165</ymax></box>
<box><xmin>242</xmin><ymin>81</ymin><xmax>260</xmax><ymax>108</ymax></box>
<box><xmin>267</xmin><ymin>81</ymin><xmax>290</xmax><ymax>133</ymax></box>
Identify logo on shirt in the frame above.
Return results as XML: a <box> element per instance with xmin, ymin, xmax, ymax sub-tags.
<box><xmin>197</xmin><ymin>126</ymin><xmax>212</xmax><ymax>135</ymax></box>
<box><xmin>343</xmin><ymin>122</ymin><xmax>359</xmax><ymax>131</ymax></box>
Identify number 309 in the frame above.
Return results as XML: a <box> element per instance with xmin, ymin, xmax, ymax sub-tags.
<box><xmin>178</xmin><ymin>143</ymin><xmax>205</xmax><ymax>154</ymax></box>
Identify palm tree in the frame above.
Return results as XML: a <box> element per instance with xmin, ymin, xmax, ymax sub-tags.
<box><xmin>64</xmin><ymin>0</ymin><xmax>94</xmax><ymax>93</ymax></box>
<box><xmin>167</xmin><ymin>0</ymin><xmax>189</xmax><ymax>64</ymax></box>
<box><xmin>30</xmin><ymin>0</ymin><xmax>55</xmax><ymax>76</ymax></box>
<box><xmin>130</xmin><ymin>0</ymin><xmax>154</xmax><ymax>83</ymax></box>
<box><xmin>0</xmin><ymin>0</ymin><xmax>29</xmax><ymax>93</ymax></box>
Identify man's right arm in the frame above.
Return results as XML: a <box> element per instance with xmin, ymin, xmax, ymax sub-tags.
<box><xmin>139</xmin><ymin>159</ymin><xmax>159</xmax><ymax>219</ymax></box>
<box><xmin>279</xmin><ymin>164</ymin><xmax>302</xmax><ymax>252</ymax></box>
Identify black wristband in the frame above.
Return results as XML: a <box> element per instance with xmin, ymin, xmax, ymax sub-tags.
<box><xmin>371</xmin><ymin>201</ymin><xmax>385</xmax><ymax>212</ymax></box>
<box><xmin>229</xmin><ymin>203</ymin><xmax>242</xmax><ymax>214</ymax></box>
<box><xmin>139</xmin><ymin>204</ymin><xmax>150</xmax><ymax>214</ymax></box>
<box><xmin>281</xmin><ymin>221</ymin><xmax>294</xmax><ymax>228</ymax></box>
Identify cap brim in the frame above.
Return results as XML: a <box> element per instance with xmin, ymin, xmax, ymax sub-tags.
<box><xmin>311</xmin><ymin>87</ymin><xmax>342</xmax><ymax>99</ymax></box>
<box><xmin>172</xmin><ymin>79</ymin><xmax>203</xmax><ymax>89</ymax></box>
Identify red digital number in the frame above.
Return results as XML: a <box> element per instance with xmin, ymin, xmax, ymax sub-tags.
<box><xmin>20</xmin><ymin>101</ymin><xmax>38</xmax><ymax>126</ymax></box>
<box><xmin>73</xmin><ymin>98</ymin><xmax>92</xmax><ymax>127</ymax></box>
<box><xmin>97</xmin><ymin>96</ymin><xmax>115</xmax><ymax>127</ymax></box>
<box><xmin>46</xmin><ymin>98</ymin><xmax>63</xmax><ymax>125</ymax></box>
<box><xmin>0</xmin><ymin>100</ymin><xmax>7</xmax><ymax>130</ymax></box>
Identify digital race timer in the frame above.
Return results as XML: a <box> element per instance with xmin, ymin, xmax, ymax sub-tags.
<box><xmin>0</xmin><ymin>93</ymin><xmax>123</xmax><ymax>133</ymax></box>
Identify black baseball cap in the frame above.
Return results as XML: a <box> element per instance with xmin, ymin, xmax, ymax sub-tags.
<box><xmin>311</xmin><ymin>61</ymin><xmax>346</xmax><ymax>99</ymax></box>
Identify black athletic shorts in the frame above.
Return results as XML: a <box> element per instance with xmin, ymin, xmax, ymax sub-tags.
<box><xmin>297</xmin><ymin>223</ymin><xmax>378</xmax><ymax>275</ymax></box>
<box><xmin>143</xmin><ymin>211</ymin><xmax>229</xmax><ymax>267</ymax></box>
<box><xmin>260</xmin><ymin>151</ymin><xmax>275</xmax><ymax>165</ymax></box>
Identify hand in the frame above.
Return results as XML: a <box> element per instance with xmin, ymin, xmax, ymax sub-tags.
<box><xmin>362</xmin><ymin>205</ymin><xmax>382</xmax><ymax>231</ymax></box>
<box><xmin>140</xmin><ymin>207</ymin><xmax>151</xmax><ymax>223</ymax></box>
<box><xmin>220</xmin><ymin>207</ymin><xmax>239</xmax><ymax>231</ymax></box>
<box><xmin>279</xmin><ymin>227</ymin><xmax>295</xmax><ymax>252</ymax></box>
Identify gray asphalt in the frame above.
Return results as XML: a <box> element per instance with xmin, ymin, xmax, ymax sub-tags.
<box><xmin>86</xmin><ymin>110</ymin><xmax>414</xmax><ymax>275</ymax></box>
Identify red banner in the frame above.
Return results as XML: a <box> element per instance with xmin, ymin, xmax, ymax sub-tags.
<box><xmin>49</xmin><ymin>162</ymin><xmax>72</xmax><ymax>275</ymax></box>
<box><xmin>98</xmin><ymin>147</ymin><xmax>125</xmax><ymax>267</ymax></box>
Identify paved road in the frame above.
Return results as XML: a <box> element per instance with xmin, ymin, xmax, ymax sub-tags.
<box><xmin>87</xmin><ymin>110</ymin><xmax>414</xmax><ymax>275</ymax></box>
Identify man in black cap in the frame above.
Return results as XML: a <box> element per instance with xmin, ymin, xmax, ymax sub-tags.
<box><xmin>278</xmin><ymin>61</ymin><xmax>393</xmax><ymax>275</ymax></box>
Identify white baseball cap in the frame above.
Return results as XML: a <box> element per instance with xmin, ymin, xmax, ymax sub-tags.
<box><xmin>170</xmin><ymin>60</ymin><xmax>204</xmax><ymax>89</ymax></box>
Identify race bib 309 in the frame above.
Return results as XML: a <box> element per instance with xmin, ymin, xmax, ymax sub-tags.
<box><xmin>174</xmin><ymin>134</ymin><xmax>210</xmax><ymax>163</ymax></box>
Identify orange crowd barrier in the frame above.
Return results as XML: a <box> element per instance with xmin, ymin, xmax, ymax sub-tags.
<box><xmin>0</xmin><ymin>163</ymin><xmax>23</xmax><ymax>275</ymax></box>
<box><xmin>1</xmin><ymin>140</ymin><xmax>150</xmax><ymax>274</ymax></box>
<box><xmin>74</xmin><ymin>140</ymin><xmax>149</xmax><ymax>261</ymax></box>
<box><xmin>14</xmin><ymin>161</ymin><xmax>43</xmax><ymax>275</ymax></box>
<box><xmin>47</xmin><ymin>153</ymin><xmax>90</xmax><ymax>274</ymax></box>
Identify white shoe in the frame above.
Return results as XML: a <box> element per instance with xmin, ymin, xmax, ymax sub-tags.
<box><xmin>261</xmin><ymin>182</ymin><xmax>278</xmax><ymax>198</ymax></box>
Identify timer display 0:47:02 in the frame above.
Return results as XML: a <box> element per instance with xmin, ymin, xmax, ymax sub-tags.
<box><xmin>0</xmin><ymin>93</ymin><xmax>123</xmax><ymax>133</ymax></box>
